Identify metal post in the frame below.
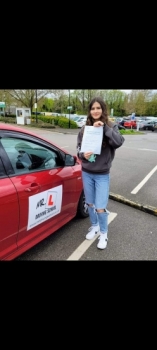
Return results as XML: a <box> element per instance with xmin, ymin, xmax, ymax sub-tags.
<box><xmin>69</xmin><ymin>90</ymin><xmax>70</xmax><ymax>128</ymax></box>
<box><xmin>35</xmin><ymin>89</ymin><xmax>38</xmax><ymax>124</ymax></box>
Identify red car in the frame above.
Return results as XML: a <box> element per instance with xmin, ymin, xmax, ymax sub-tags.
<box><xmin>124</xmin><ymin>120</ymin><xmax>137</xmax><ymax>128</ymax></box>
<box><xmin>0</xmin><ymin>124</ymin><xmax>88</xmax><ymax>260</ymax></box>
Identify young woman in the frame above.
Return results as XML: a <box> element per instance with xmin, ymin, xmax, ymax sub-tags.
<box><xmin>77</xmin><ymin>96</ymin><xmax>125</xmax><ymax>249</ymax></box>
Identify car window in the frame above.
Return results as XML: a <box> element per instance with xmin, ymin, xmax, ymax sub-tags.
<box><xmin>1</xmin><ymin>137</ymin><xmax>61</xmax><ymax>175</ymax></box>
<box><xmin>0</xmin><ymin>158</ymin><xmax>6</xmax><ymax>177</ymax></box>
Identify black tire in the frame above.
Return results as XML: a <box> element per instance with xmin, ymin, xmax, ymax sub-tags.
<box><xmin>77</xmin><ymin>190</ymin><xmax>89</xmax><ymax>218</ymax></box>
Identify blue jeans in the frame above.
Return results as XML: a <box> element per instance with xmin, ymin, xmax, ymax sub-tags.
<box><xmin>82</xmin><ymin>171</ymin><xmax>110</xmax><ymax>234</ymax></box>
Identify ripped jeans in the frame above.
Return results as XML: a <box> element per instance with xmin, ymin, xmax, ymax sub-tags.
<box><xmin>82</xmin><ymin>171</ymin><xmax>110</xmax><ymax>234</ymax></box>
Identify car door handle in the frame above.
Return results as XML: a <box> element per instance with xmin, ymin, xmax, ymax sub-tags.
<box><xmin>25</xmin><ymin>183</ymin><xmax>41</xmax><ymax>192</ymax></box>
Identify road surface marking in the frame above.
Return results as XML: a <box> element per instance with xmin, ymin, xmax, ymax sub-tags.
<box><xmin>123</xmin><ymin>146</ymin><xmax>157</xmax><ymax>152</ymax></box>
<box><xmin>67</xmin><ymin>212</ymin><xmax>117</xmax><ymax>261</ymax></box>
<box><xmin>138</xmin><ymin>148</ymin><xmax>157</xmax><ymax>152</ymax></box>
<box><xmin>131</xmin><ymin>165</ymin><xmax>157</xmax><ymax>194</ymax></box>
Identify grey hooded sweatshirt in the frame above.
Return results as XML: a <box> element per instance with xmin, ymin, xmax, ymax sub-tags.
<box><xmin>77</xmin><ymin>122</ymin><xmax>125</xmax><ymax>174</ymax></box>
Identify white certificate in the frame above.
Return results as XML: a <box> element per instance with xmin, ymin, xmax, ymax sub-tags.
<box><xmin>80</xmin><ymin>126</ymin><xmax>103</xmax><ymax>154</ymax></box>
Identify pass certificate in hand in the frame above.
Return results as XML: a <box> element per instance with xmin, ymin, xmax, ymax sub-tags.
<box><xmin>80</xmin><ymin>126</ymin><xmax>103</xmax><ymax>155</ymax></box>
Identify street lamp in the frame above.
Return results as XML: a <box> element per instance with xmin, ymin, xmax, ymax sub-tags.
<box><xmin>69</xmin><ymin>89</ymin><xmax>70</xmax><ymax>128</ymax></box>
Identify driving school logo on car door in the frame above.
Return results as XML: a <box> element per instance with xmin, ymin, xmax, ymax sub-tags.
<box><xmin>27</xmin><ymin>185</ymin><xmax>63</xmax><ymax>230</ymax></box>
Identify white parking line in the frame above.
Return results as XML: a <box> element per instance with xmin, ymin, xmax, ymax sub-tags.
<box><xmin>131</xmin><ymin>165</ymin><xmax>157</xmax><ymax>194</ymax></box>
<box><xmin>67</xmin><ymin>212</ymin><xmax>117</xmax><ymax>261</ymax></box>
<box><xmin>123</xmin><ymin>146</ymin><xmax>157</xmax><ymax>152</ymax></box>
<box><xmin>138</xmin><ymin>148</ymin><xmax>157</xmax><ymax>152</ymax></box>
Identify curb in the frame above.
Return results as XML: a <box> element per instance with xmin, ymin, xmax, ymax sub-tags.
<box><xmin>15</xmin><ymin>125</ymin><xmax>79</xmax><ymax>135</ymax></box>
<box><xmin>47</xmin><ymin>129</ymin><xmax>78</xmax><ymax>135</ymax></box>
<box><xmin>109</xmin><ymin>192</ymin><xmax>157</xmax><ymax>217</ymax></box>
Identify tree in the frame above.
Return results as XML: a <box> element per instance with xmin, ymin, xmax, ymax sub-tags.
<box><xmin>98</xmin><ymin>90</ymin><xmax>126</xmax><ymax>116</ymax></box>
<box><xmin>0</xmin><ymin>89</ymin><xmax>18</xmax><ymax>111</ymax></box>
<box><xmin>146</xmin><ymin>92</ymin><xmax>157</xmax><ymax>116</ymax></box>
<box><xmin>3</xmin><ymin>89</ymin><xmax>52</xmax><ymax>113</ymax></box>
<box><xmin>41</xmin><ymin>97</ymin><xmax>54</xmax><ymax>112</ymax></box>
<box><xmin>124</xmin><ymin>90</ymin><xmax>154</xmax><ymax>116</ymax></box>
<box><xmin>73</xmin><ymin>90</ymin><xmax>101</xmax><ymax>113</ymax></box>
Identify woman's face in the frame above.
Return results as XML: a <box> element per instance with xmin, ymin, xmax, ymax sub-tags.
<box><xmin>90</xmin><ymin>102</ymin><xmax>102</xmax><ymax>120</ymax></box>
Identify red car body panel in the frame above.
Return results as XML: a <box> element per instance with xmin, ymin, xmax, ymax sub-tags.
<box><xmin>0</xmin><ymin>124</ymin><xmax>85</xmax><ymax>260</ymax></box>
<box><xmin>0</xmin><ymin>178</ymin><xmax>19</xmax><ymax>260</ymax></box>
<box><xmin>124</xmin><ymin>120</ymin><xmax>137</xmax><ymax>128</ymax></box>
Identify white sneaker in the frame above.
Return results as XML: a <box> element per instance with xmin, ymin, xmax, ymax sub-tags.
<box><xmin>86</xmin><ymin>225</ymin><xmax>100</xmax><ymax>240</ymax></box>
<box><xmin>97</xmin><ymin>234</ymin><xmax>108</xmax><ymax>249</ymax></box>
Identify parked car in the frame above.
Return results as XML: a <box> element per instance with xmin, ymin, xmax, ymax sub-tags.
<box><xmin>117</xmin><ymin>124</ymin><xmax>126</xmax><ymax>130</ymax></box>
<box><xmin>124</xmin><ymin>120</ymin><xmax>137</xmax><ymax>128</ymax></box>
<box><xmin>75</xmin><ymin>118</ymin><xmax>126</xmax><ymax>130</ymax></box>
<box><xmin>0</xmin><ymin>124</ymin><xmax>89</xmax><ymax>261</ymax></box>
<box><xmin>139</xmin><ymin>120</ymin><xmax>157</xmax><ymax>130</ymax></box>
<box><xmin>72</xmin><ymin>116</ymin><xmax>83</xmax><ymax>124</ymax></box>
<box><xmin>115</xmin><ymin>118</ymin><xmax>123</xmax><ymax>125</ymax></box>
<box><xmin>138</xmin><ymin>120</ymin><xmax>151</xmax><ymax>130</ymax></box>
<box><xmin>117</xmin><ymin>118</ymin><xmax>130</xmax><ymax>127</ymax></box>
<box><xmin>75</xmin><ymin>117</ymin><xmax>87</xmax><ymax>128</ymax></box>
<box><xmin>31</xmin><ymin>111</ymin><xmax>42</xmax><ymax>115</ymax></box>
<box><xmin>151</xmin><ymin>121</ymin><xmax>157</xmax><ymax>131</ymax></box>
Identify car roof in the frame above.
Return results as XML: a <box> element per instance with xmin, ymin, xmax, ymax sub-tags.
<box><xmin>0</xmin><ymin>123</ymin><xmax>46</xmax><ymax>138</ymax></box>
<box><xmin>0</xmin><ymin>123</ymin><xmax>66</xmax><ymax>152</ymax></box>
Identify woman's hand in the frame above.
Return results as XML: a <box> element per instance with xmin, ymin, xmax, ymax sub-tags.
<box><xmin>84</xmin><ymin>152</ymin><xmax>93</xmax><ymax>160</ymax></box>
<box><xmin>93</xmin><ymin>121</ymin><xmax>104</xmax><ymax>127</ymax></box>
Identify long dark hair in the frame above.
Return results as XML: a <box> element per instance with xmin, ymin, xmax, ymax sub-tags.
<box><xmin>81</xmin><ymin>97</ymin><xmax>113</xmax><ymax>148</ymax></box>
<box><xmin>86</xmin><ymin>96</ymin><xmax>110</xmax><ymax>126</ymax></box>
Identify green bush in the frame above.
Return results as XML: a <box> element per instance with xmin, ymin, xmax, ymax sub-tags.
<box><xmin>119</xmin><ymin>129</ymin><xmax>142</xmax><ymax>135</ymax></box>
<box><xmin>0</xmin><ymin>116</ymin><xmax>16</xmax><ymax>123</ymax></box>
<box><xmin>30</xmin><ymin>115</ymin><xmax>78</xmax><ymax>129</ymax></box>
<box><xmin>58</xmin><ymin>117</ymin><xmax>77</xmax><ymax>129</ymax></box>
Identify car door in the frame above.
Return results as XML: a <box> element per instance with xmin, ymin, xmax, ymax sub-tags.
<box><xmin>152</xmin><ymin>121</ymin><xmax>157</xmax><ymax>131</ymax></box>
<box><xmin>0</xmin><ymin>131</ymin><xmax>78</xmax><ymax>252</ymax></box>
<box><xmin>0</xmin><ymin>151</ymin><xmax>19</xmax><ymax>260</ymax></box>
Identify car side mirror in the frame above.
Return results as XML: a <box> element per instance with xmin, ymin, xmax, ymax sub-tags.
<box><xmin>65</xmin><ymin>154</ymin><xmax>76</xmax><ymax>166</ymax></box>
